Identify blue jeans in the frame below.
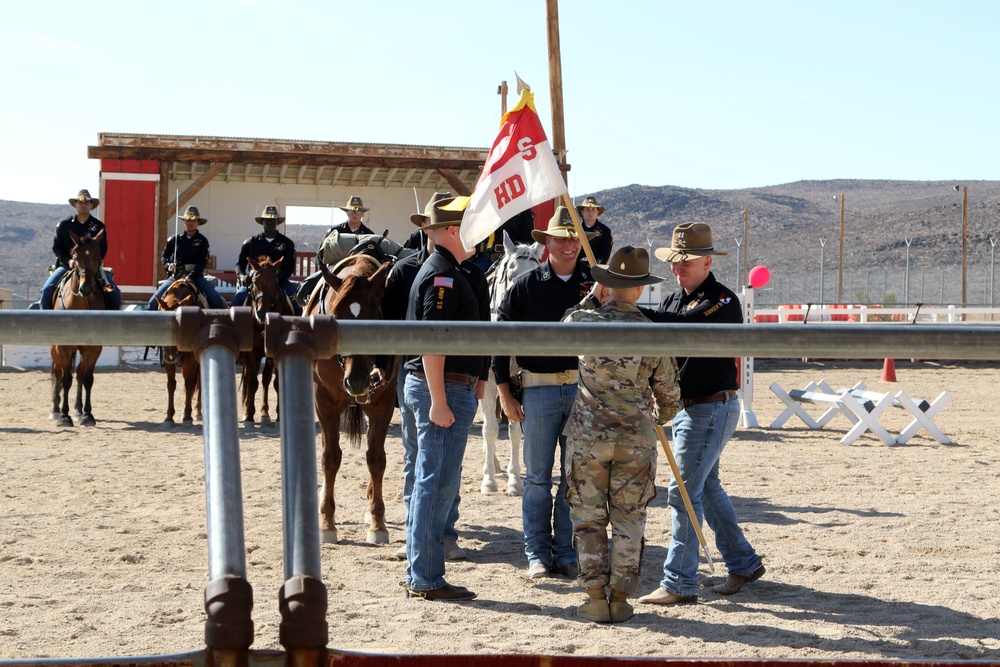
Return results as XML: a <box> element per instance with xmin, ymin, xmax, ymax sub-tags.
<box><xmin>521</xmin><ymin>383</ymin><xmax>578</xmax><ymax>569</ymax></box>
<box><xmin>41</xmin><ymin>266</ymin><xmax>121</xmax><ymax>310</ymax></box>
<box><xmin>147</xmin><ymin>276</ymin><xmax>226</xmax><ymax>310</ymax></box>
<box><xmin>403</xmin><ymin>373</ymin><xmax>477</xmax><ymax>591</ymax></box>
<box><xmin>397</xmin><ymin>365</ymin><xmax>460</xmax><ymax>543</ymax></box>
<box><xmin>659</xmin><ymin>395</ymin><xmax>761</xmax><ymax>596</ymax></box>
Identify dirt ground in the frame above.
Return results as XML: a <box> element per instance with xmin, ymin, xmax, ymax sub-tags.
<box><xmin>1</xmin><ymin>359</ymin><xmax>999</xmax><ymax>661</ymax></box>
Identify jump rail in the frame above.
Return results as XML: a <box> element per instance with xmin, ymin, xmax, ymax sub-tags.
<box><xmin>2</xmin><ymin>308</ymin><xmax>1000</xmax><ymax>667</ymax></box>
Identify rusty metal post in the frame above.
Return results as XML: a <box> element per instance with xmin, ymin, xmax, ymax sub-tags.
<box><xmin>176</xmin><ymin>307</ymin><xmax>256</xmax><ymax>666</ymax></box>
<box><xmin>264</xmin><ymin>314</ymin><xmax>339</xmax><ymax>666</ymax></box>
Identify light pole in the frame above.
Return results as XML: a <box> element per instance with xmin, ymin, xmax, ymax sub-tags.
<box><xmin>954</xmin><ymin>185</ymin><xmax>968</xmax><ymax>307</ymax></box>
<box><xmin>819</xmin><ymin>238</ymin><xmax>826</xmax><ymax>303</ymax></box>
<box><xmin>904</xmin><ymin>238</ymin><xmax>912</xmax><ymax>304</ymax></box>
<box><xmin>835</xmin><ymin>194</ymin><xmax>845</xmax><ymax>303</ymax></box>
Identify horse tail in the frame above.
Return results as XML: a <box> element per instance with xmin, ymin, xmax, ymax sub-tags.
<box><xmin>344</xmin><ymin>403</ymin><xmax>366</xmax><ymax>448</ymax></box>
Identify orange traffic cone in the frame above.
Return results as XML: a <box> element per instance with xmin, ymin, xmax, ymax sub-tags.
<box><xmin>881</xmin><ymin>358</ymin><xmax>896</xmax><ymax>383</ymax></box>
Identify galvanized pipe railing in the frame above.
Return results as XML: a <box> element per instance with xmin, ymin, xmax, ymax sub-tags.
<box><xmin>174</xmin><ymin>308</ymin><xmax>256</xmax><ymax>667</ymax></box>
<box><xmin>2</xmin><ymin>311</ymin><xmax>998</xmax><ymax>360</ymax></box>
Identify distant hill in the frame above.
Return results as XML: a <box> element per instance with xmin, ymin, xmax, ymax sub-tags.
<box><xmin>4</xmin><ymin>179</ymin><xmax>999</xmax><ymax>305</ymax></box>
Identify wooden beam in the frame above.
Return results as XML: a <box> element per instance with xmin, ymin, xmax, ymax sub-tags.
<box><xmin>437</xmin><ymin>168</ymin><xmax>471</xmax><ymax>196</ymax></box>
<box><xmin>546</xmin><ymin>0</ymin><xmax>567</xmax><ymax>180</ymax></box>
<box><xmin>166</xmin><ymin>162</ymin><xmax>224</xmax><ymax>219</ymax></box>
<box><xmin>88</xmin><ymin>145</ymin><xmax>486</xmax><ymax>172</ymax></box>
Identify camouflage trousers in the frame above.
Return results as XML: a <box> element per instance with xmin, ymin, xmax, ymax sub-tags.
<box><xmin>566</xmin><ymin>437</ymin><xmax>657</xmax><ymax>594</ymax></box>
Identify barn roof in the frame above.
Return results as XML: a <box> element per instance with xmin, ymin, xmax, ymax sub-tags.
<box><xmin>88</xmin><ymin>133</ymin><xmax>499</xmax><ymax>195</ymax></box>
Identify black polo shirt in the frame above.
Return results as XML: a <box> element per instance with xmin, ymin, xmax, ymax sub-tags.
<box><xmin>492</xmin><ymin>259</ymin><xmax>594</xmax><ymax>384</ymax></box>
<box><xmin>161</xmin><ymin>231</ymin><xmax>210</xmax><ymax>278</ymax></box>
<box><xmin>642</xmin><ymin>271</ymin><xmax>742</xmax><ymax>400</ymax></box>
<box><xmin>236</xmin><ymin>232</ymin><xmax>296</xmax><ymax>283</ymax></box>
<box><xmin>404</xmin><ymin>246</ymin><xmax>486</xmax><ymax>378</ymax></box>
<box><xmin>330</xmin><ymin>220</ymin><xmax>376</xmax><ymax>236</ymax></box>
<box><xmin>53</xmin><ymin>215</ymin><xmax>108</xmax><ymax>269</ymax></box>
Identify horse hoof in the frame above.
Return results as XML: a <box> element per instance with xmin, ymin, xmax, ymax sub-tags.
<box><xmin>56</xmin><ymin>415</ymin><xmax>74</xmax><ymax>428</ymax></box>
<box><xmin>182</xmin><ymin>418</ymin><xmax>194</xmax><ymax>427</ymax></box>
<box><xmin>80</xmin><ymin>415</ymin><xmax>97</xmax><ymax>427</ymax></box>
<box><xmin>321</xmin><ymin>529</ymin><xmax>339</xmax><ymax>544</ymax></box>
<box><xmin>367</xmin><ymin>530</ymin><xmax>390</xmax><ymax>545</ymax></box>
<box><xmin>507</xmin><ymin>479</ymin><xmax>524</xmax><ymax>496</ymax></box>
<box><xmin>163</xmin><ymin>418</ymin><xmax>176</xmax><ymax>426</ymax></box>
<box><xmin>481</xmin><ymin>478</ymin><xmax>499</xmax><ymax>494</ymax></box>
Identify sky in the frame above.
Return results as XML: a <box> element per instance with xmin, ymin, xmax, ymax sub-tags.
<box><xmin>3</xmin><ymin>0</ymin><xmax>1000</xmax><ymax>206</ymax></box>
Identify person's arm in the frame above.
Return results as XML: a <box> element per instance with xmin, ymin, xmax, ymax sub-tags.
<box><xmin>53</xmin><ymin>224</ymin><xmax>71</xmax><ymax>267</ymax></box>
<box><xmin>161</xmin><ymin>237</ymin><xmax>175</xmax><ymax>273</ymax></box>
<box><xmin>650</xmin><ymin>356</ymin><xmax>682</xmax><ymax>424</ymax></box>
<box><xmin>422</xmin><ymin>354</ymin><xmax>456</xmax><ymax>428</ymax></box>
<box><xmin>278</xmin><ymin>240</ymin><xmax>296</xmax><ymax>282</ymax></box>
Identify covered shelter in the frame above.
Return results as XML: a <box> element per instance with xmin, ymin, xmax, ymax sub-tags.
<box><xmin>87</xmin><ymin>133</ymin><xmax>562</xmax><ymax>299</ymax></box>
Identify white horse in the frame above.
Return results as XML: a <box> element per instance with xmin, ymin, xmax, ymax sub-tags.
<box><xmin>480</xmin><ymin>232</ymin><xmax>544</xmax><ymax>495</ymax></box>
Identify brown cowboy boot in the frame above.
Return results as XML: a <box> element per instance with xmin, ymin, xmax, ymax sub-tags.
<box><xmin>577</xmin><ymin>587</ymin><xmax>611</xmax><ymax>623</ymax></box>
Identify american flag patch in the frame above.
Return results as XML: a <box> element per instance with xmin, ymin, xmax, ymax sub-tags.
<box><xmin>434</xmin><ymin>277</ymin><xmax>454</xmax><ymax>288</ymax></box>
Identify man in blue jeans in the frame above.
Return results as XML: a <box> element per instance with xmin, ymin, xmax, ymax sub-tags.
<box><xmin>638</xmin><ymin>222</ymin><xmax>765</xmax><ymax>605</ymax></box>
<box><xmin>495</xmin><ymin>206</ymin><xmax>595</xmax><ymax>581</ymax></box>
<box><xmin>402</xmin><ymin>196</ymin><xmax>487</xmax><ymax>601</ymax></box>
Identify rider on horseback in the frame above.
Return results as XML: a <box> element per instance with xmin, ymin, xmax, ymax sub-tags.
<box><xmin>38</xmin><ymin>189</ymin><xmax>121</xmax><ymax>311</ymax></box>
<box><xmin>231</xmin><ymin>205</ymin><xmax>299</xmax><ymax>313</ymax></box>
<box><xmin>147</xmin><ymin>206</ymin><xmax>226</xmax><ymax>310</ymax></box>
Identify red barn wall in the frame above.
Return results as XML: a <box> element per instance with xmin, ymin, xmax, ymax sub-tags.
<box><xmin>99</xmin><ymin>160</ymin><xmax>160</xmax><ymax>288</ymax></box>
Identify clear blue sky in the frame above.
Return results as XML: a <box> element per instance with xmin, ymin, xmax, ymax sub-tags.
<box><xmin>3</xmin><ymin>0</ymin><xmax>999</xmax><ymax>206</ymax></box>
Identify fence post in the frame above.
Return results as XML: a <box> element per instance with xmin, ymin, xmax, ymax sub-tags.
<box><xmin>176</xmin><ymin>307</ymin><xmax>257</xmax><ymax>666</ymax></box>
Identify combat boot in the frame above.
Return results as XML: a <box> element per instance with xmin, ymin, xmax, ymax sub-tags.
<box><xmin>576</xmin><ymin>587</ymin><xmax>610</xmax><ymax>623</ymax></box>
<box><xmin>609</xmin><ymin>589</ymin><xmax>634</xmax><ymax>623</ymax></box>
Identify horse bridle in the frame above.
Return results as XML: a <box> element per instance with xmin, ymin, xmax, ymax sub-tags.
<box><xmin>249</xmin><ymin>269</ymin><xmax>285</xmax><ymax>323</ymax></box>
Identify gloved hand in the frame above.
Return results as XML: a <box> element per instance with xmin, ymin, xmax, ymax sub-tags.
<box><xmin>166</xmin><ymin>263</ymin><xmax>176</xmax><ymax>275</ymax></box>
<box><xmin>238</xmin><ymin>274</ymin><xmax>251</xmax><ymax>288</ymax></box>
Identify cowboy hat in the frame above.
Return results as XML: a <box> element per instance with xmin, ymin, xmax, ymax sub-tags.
<box><xmin>530</xmin><ymin>206</ymin><xmax>598</xmax><ymax>244</ymax></box>
<box><xmin>410</xmin><ymin>192</ymin><xmax>452</xmax><ymax>226</ymax></box>
<box><xmin>69</xmin><ymin>189</ymin><xmax>99</xmax><ymax>207</ymax></box>
<box><xmin>179</xmin><ymin>205</ymin><xmax>207</xmax><ymax>225</ymax></box>
<box><xmin>575</xmin><ymin>195</ymin><xmax>605</xmax><ymax>217</ymax></box>
<box><xmin>654</xmin><ymin>222</ymin><xmax>728</xmax><ymax>263</ymax></box>
<box><xmin>339</xmin><ymin>196</ymin><xmax>369</xmax><ymax>213</ymax></box>
<box><xmin>591</xmin><ymin>246</ymin><xmax>664</xmax><ymax>288</ymax></box>
<box><xmin>422</xmin><ymin>195</ymin><xmax>468</xmax><ymax>230</ymax></box>
<box><xmin>255</xmin><ymin>205</ymin><xmax>286</xmax><ymax>224</ymax></box>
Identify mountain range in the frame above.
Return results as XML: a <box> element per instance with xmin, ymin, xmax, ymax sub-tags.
<box><xmin>3</xmin><ymin>179</ymin><xmax>999</xmax><ymax>305</ymax></box>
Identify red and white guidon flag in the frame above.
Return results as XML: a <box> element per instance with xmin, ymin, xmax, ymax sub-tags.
<box><xmin>460</xmin><ymin>88</ymin><xmax>567</xmax><ymax>250</ymax></box>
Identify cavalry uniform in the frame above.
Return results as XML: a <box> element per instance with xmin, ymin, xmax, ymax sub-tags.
<box><xmin>231</xmin><ymin>229</ymin><xmax>297</xmax><ymax>308</ymax></box>
<box><xmin>564</xmin><ymin>300</ymin><xmax>681</xmax><ymax>595</ymax></box>
<box><xmin>147</xmin><ymin>219</ymin><xmax>225</xmax><ymax>310</ymax></box>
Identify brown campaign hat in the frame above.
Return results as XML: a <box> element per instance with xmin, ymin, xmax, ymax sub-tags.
<box><xmin>339</xmin><ymin>196</ymin><xmax>369</xmax><ymax>213</ymax></box>
<box><xmin>423</xmin><ymin>196</ymin><xmax>468</xmax><ymax>230</ymax></box>
<box><xmin>410</xmin><ymin>192</ymin><xmax>452</xmax><ymax>226</ymax></box>
<box><xmin>654</xmin><ymin>222</ymin><xmax>728</xmax><ymax>262</ymax></box>
<box><xmin>575</xmin><ymin>195</ymin><xmax>605</xmax><ymax>216</ymax></box>
<box><xmin>69</xmin><ymin>189</ymin><xmax>99</xmax><ymax>207</ymax></box>
<box><xmin>179</xmin><ymin>205</ymin><xmax>207</xmax><ymax>225</ymax></box>
<box><xmin>255</xmin><ymin>205</ymin><xmax>285</xmax><ymax>224</ymax></box>
<box><xmin>591</xmin><ymin>246</ymin><xmax>664</xmax><ymax>288</ymax></box>
<box><xmin>530</xmin><ymin>206</ymin><xmax>598</xmax><ymax>244</ymax></box>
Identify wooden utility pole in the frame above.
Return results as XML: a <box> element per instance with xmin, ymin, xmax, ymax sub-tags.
<box><xmin>545</xmin><ymin>0</ymin><xmax>567</xmax><ymax>183</ymax></box>
<box><xmin>498</xmin><ymin>80</ymin><xmax>508</xmax><ymax>116</ymax></box>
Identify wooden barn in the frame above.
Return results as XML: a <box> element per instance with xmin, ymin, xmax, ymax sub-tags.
<box><xmin>87</xmin><ymin>133</ymin><xmax>562</xmax><ymax>299</ymax></box>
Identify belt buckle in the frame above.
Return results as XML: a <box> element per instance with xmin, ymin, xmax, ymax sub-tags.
<box><xmin>556</xmin><ymin>370</ymin><xmax>573</xmax><ymax>385</ymax></box>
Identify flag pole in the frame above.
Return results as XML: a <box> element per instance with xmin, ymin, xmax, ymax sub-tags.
<box><xmin>654</xmin><ymin>423</ymin><xmax>715</xmax><ymax>572</ymax></box>
<box><xmin>563</xmin><ymin>194</ymin><xmax>598</xmax><ymax>266</ymax></box>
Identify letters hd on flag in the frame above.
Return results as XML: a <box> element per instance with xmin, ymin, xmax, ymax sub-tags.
<box><xmin>459</xmin><ymin>87</ymin><xmax>568</xmax><ymax>251</ymax></box>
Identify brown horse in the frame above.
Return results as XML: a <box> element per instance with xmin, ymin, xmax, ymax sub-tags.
<box><xmin>240</xmin><ymin>256</ymin><xmax>292</xmax><ymax>424</ymax></box>
<box><xmin>155</xmin><ymin>278</ymin><xmax>202</xmax><ymax>426</ymax></box>
<box><xmin>306</xmin><ymin>254</ymin><xmax>397</xmax><ymax>544</ymax></box>
<box><xmin>50</xmin><ymin>230</ymin><xmax>107</xmax><ymax>427</ymax></box>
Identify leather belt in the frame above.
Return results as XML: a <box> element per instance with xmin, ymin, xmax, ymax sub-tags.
<box><xmin>682</xmin><ymin>390</ymin><xmax>738</xmax><ymax>407</ymax></box>
<box><xmin>520</xmin><ymin>369</ymin><xmax>579</xmax><ymax>387</ymax></box>
<box><xmin>412</xmin><ymin>371</ymin><xmax>478</xmax><ymax>387</ymax></box>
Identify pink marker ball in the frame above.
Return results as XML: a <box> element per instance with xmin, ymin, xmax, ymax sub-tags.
<box><xmin>749</xmin><ymin>265</ymin><xmax>770</xmax><ymax>289</ymax></box>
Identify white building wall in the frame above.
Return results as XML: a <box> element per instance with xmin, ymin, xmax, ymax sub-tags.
<box><xmin>169</xmin><ymin>181</ymin><xmax>445</xmax><ymax>272</ymax></box>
